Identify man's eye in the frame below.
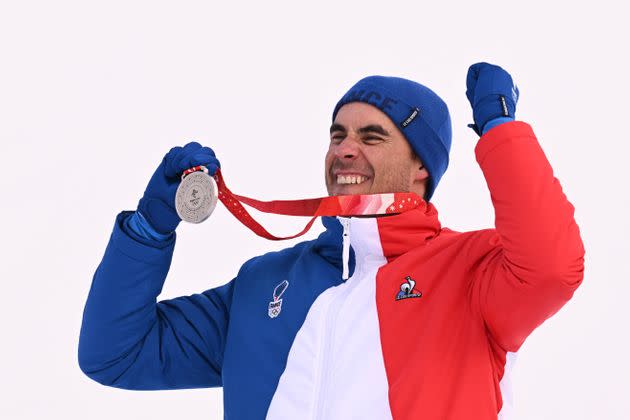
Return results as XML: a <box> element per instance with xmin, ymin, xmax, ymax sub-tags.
<box><xmin>331</xmin><ymin>135</ymin><xmax>345</xmax><ymax>143</ymax></box>
<box><xmin>363</xmin><ymin>137</ymin><xmax>384</xmax><ymax>144</ymax></box>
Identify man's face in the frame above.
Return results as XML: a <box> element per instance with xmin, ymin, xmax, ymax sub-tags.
<box><xmin>325</xmin><ymin>102</ymin><xmax>428</xmax><ymax>197</ymax></box>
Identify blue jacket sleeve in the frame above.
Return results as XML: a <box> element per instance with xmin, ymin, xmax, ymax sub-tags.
<box><xmin>78</xmin><ymin>211</ymin><xmax>234</xmax><ymax>390</ymax></box>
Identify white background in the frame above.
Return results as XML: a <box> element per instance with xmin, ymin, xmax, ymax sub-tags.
<box><xmin>1</xmin><ymin>1</ymin><xmax>628</xmax><ymax>419</ymax></box>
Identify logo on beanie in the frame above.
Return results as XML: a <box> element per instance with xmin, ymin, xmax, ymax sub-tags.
<box><xmin>344</xmin><ymin>89</ymin><xmax>398</xmax><ymax>113</ymax></box>
<box><xmin>401</xmin><ymin>108</ymin><xmax>420</xmax><ymax>128</ymax></box>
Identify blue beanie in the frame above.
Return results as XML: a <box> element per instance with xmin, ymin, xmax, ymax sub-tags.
<box><xmin>332</xmin><ymin>76</ymin><xmax>452</xmax><ymax>202</ymax></box>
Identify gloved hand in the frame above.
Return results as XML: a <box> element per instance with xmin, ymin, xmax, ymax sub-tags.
<box><xmin>137</xmin><ymin>142</ymin><xmax>220</xmax><ymax>234</ymax></box>
<box><xmin>465</xmin><ymin>62</ymin><xmax>519</xmax><ymax>136</ymax></box>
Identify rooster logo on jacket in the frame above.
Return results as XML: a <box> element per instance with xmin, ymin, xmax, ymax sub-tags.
<box><xmin>396</xmin><ymin>276</ymin><xmax>422</xmax><ymax>301</ymax></box>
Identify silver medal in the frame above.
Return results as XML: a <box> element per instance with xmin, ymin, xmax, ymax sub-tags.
<box><xmin>175</xmin><ymin>169</ymin><xmax>218</xmax><ymax>224</ymax></box>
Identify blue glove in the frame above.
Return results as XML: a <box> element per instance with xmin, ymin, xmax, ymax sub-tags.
<box><xmin>137</xmin><ymin>142</ymin><xmax>220</xmax><ymax>234</ymax></box>
<box><xmin>465</xmin><ymin>62</ymin><xmax>519</xmax><ymax>136</ymax></box>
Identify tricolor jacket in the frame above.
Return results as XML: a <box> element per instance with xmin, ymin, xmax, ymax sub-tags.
<box><xmin>78</xmin><ymin>121</ymin><xmax>585</xmax><ymax>419</ymax></box>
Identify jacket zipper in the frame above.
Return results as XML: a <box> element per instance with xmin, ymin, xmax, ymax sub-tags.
<box><xmin>341</xmin><ymin>217</ymin><xmax>350</xmax><ymax>280</ymax></box>
<box><xmin>312</xmin><ymin>217</ymin><xmax>355</xmax><ymax>419</ymax></box>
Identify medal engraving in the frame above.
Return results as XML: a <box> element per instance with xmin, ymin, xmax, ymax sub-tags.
<box><xmin>175</xmin><ymin>171</ymin><xmax>218</xmax><ymax>223</ymax></box>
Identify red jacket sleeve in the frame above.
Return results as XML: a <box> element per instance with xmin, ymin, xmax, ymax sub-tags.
<box><xmin>471</xmin><ymin>121</ymin><xmax>585</xmax><ymax>352</ymax></box>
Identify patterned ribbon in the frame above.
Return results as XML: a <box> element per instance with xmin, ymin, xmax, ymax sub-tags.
<box><xmin>184</xmin><ymin>166</ymin><xmax>425</xmax><ymax>241</ymax></box>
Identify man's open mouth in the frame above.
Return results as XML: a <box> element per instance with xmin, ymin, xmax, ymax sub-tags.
<box><xmin>336</xmin><ymin>175</ymin><xmax>368</xmax><ymax>185</ymax></box>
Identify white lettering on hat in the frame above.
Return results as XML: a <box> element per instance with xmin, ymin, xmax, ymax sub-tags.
<box><xmin>401</xmin><ymin>108</ymin><xmax>420</xmax><ymax>128</ymax></box>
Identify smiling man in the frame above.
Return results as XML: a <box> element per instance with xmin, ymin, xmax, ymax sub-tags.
<box><xmin>79</xmin><ymin>63</ymin><xmax>585</xmax><ymax>420</ymax></box>
<box><xmin>326</xmin><ymin>102</ymin><xmax>429</xmax><ymax>197</ymax></box>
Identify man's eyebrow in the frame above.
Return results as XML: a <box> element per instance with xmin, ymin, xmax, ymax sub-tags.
<box><xmin>358</xmin><ymin>124</ymin><xmax>390</xmax><ymax>137</ymax></box>
<box><xmin>330</xmin><ymin>123</ymin><xmax>346</xmax><ymax>134</ymax></box>
<box><xmin>329</xmin><ymin>123</ymin><xmax>390</xmax><ymax>136</ymax></box>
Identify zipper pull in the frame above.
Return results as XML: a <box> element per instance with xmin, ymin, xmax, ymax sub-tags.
<box><xmin>341</xmin><ymin>217</ymin><xmax>350</xmax><ymax>280</ymax></box>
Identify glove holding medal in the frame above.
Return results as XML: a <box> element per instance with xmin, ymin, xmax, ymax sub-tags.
<box><xmin>465</xmin><ymin>62</ymin><xmax>519</xmax><ymax>136</ymax></box>
<box><xmin>137</xmin><ymin>142</ymin><xmax>220</xmax><ymax>234</ymax></box>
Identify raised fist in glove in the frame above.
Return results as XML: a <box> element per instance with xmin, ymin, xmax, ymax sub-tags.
<box><xmin>137</xmin><ymin>142</ymin><xmax>220</xmax><ymax>234</ymax></box>
<box><xmin>465</xmin><ymin>62</ymin><xmax>519</xmax><ymax>136</ymax></box>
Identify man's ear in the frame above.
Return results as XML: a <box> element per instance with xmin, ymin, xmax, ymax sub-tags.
<box><xmin>414</xmin><ymin>164</ymin><xmax>429</xmax><ymax>182</ymax></box>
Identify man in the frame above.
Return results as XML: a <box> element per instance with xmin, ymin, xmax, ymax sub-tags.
<box><xmin>78</xmin><ymin>63</ymin><xmax>585</xmax><ymax>419</ymax></box>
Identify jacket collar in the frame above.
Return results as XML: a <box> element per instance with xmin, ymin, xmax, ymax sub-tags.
<box><xmin>314</xmin><ymin>200</ymin><xmax>442</xmax><ymax>265</ymax></box>
<box><xmin>368</xmin><ymin>201</ymin><xmax>442</xmax><ymax>260</ymax></box>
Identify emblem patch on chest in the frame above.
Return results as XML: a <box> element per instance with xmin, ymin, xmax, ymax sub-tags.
<box><xmin>395</xmin><ymin>276</ymin><xmax>422</xmax><ymax>301</ymax></box>
<box><xmin>268</xmin><ymin>280</ymin><xmax>289</xmax><ymax>318</ymax></box>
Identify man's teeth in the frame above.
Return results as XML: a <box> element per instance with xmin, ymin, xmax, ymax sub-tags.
<box><xmin>337</xmin><ymin>175</ymin><xmax>367</xmax><ymax>185</ymax></box>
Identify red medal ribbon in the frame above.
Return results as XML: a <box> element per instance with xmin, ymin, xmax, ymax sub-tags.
<box><xmin>184</xmin><ymin>167</ymin><xmax>426</xmax><ymax>241</ymax></box>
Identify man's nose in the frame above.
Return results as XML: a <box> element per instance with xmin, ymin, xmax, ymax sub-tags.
<box><xmin>334</xmin><ymin>137</ymin><xmax>360</xmax><ymax>160</ymax></box>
